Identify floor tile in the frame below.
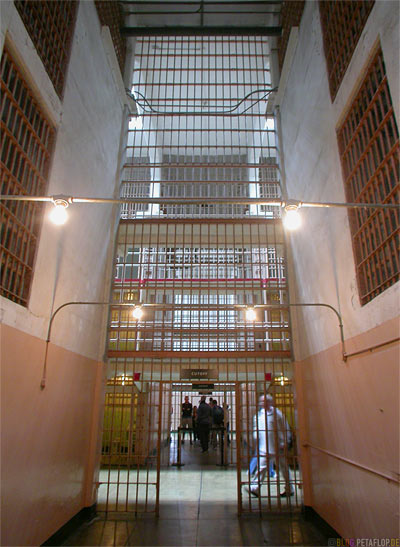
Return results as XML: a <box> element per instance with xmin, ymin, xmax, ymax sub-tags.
<box><xmin>61</xmin><ymin>519</ymin><xmax>135</xmax><ymax>546</ymax></box>
<box><xmin>196</xmin><ymin>518</ymin><xmax>244</xmax><ymax>546</ymax></box>
<box><xmin>126</xmin><ymin>519</ymin><xmax>198</xmax><ymax>546</ymax></box>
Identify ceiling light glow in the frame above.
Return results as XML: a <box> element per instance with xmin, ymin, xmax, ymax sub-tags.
<box><xmin>283</xmin><ymin>204</ymin><xmax>301</xmax><ymax>230</ymax></box>
<box><xmin>50</xmin><ymin>199</ymin><xmax>69</xmax><ymax>225</ymax></box>
<box><xmin>245</xmin><ymin>308</ymin><xmax>257</xmax><ymax>321</ymax></box>
<box><xmin>131</xmin><ymin>306</ymin><xmax>144</xmax><ymax>320</ymax></box>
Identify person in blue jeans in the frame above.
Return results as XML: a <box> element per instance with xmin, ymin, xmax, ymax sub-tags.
<box><xmin>248</xmin><ymin>394</ymin><xmax>294</xmax><ymax>497</ymax></box>
<box><xmin>250</xmin><ymin>455</ymin><xmax>276</xmax><ymax>478</ymax></box>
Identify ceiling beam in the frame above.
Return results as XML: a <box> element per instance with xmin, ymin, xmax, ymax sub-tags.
<box><xmin>119</xmin><ymin>1</ymin><xmax>282</xmax><ymax>5</ymax></box>
<box><xmin>120</xmin><ymin>25</ymin><xmax>282</xmax><ymax>36</ymax></box>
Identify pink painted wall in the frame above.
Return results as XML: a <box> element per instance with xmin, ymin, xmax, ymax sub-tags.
<box><xmin>1</xmin><ymin>324</ymin><xmax>104</xmax><ymax>546</ymax></box>
<box><xmin>295</xmin><ymin>317</ymin><xmax>399</xmax><ymax>538</ymax></box>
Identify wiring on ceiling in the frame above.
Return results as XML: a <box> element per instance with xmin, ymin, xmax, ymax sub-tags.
<box><xmin>127</xmin><ymin>87</ymin><xmax>277</xmax><ymax>116</ymax></box>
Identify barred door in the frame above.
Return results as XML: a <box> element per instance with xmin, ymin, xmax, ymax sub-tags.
<box><xmin>99</xmin><ymin>379</ymin><xmax>171</xmax><ymax>515</ymax></box>
<box><xmin>236</xmin><ymin>380</ymin><xmax>301</xmax><ymax>513</ymax></box>
<box><xmin>100</xmin><ymin>31</ymin><xmax>301</xmax><ymax>516</ymax></box>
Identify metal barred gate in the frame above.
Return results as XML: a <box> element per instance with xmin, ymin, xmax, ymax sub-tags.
<box><xmin>99</xmin><ymin>33</ymin><xmax>301</xmax><ymax>515</ymax></box>
<box><xmin>98</xmin><ymin>376</ymin><xmax>300</xmax><ymax>515</ymax></box>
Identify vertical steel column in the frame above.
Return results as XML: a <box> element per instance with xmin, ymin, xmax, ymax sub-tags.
<box><xmin>235</xmin><ymin>382</ymin><xmax>243</xmax><ymax>516</ymax></box>
<box><xmin>155</xmin><ymin>381</ymin><xmax>163</xmax><ymax>516</ymax></box>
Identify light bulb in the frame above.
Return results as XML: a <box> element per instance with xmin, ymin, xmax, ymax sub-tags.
<box><xmin>245</xmin><ymin>308</ymin><xmax>257</xmax><ymax>321</ymax></box>
<box><xmin>49</xmin><ymin>201</ymin><xmax>68</xmax><ymax>225</ymax></box>
<box><xmin>283</xmin><ymin>205</ymin><xmax>301</xmax><ymax>230</ymax></box>
<box><xmin>131</xmin><ymin>306</ymin><xmax>143</xmax><ymax>320</ymax></box>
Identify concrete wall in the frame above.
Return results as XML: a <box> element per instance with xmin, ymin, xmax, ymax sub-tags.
<box><xmin>278</xmin><ymin>0</ymin><xmax>400</xmax><ymax>538</ymax></box>
<box><xmin>0</xmin><ymin>2</ymin><xmax>127</xmax><ymax>544</ymax></box>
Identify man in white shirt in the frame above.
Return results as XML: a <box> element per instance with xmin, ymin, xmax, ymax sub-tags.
<box><xmin>249</xmin><ymin>394</ymin><xmax>294</xmax><ymax>498</ymax></box>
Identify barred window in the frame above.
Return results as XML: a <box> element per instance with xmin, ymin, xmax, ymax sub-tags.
<box><xmin>337</xmin><ymin>48</ymin><xmax>399</xmax><ymax>305</ymax></box>
<box><xmin>95</xmin><ymin>0</ymin><xmax>126</xmax><ymax>74</ymax></box>
<box><xmin>1</xmin><ymin>47</ymin><xmax>55</xmax><ymax>306</ymax></box>
<box><xmin>278</xmin><ymin>1</ymin><xmax>305</xmax><ymax>72</ymax></box>
<box><xmin>14</xmin><ymin>0</ymin><xmax>78</xmax><ymax>99</ymax></box>
<box><xmin>319</xmin><ymin>0</ymin><xmax>375</xmax><ymax>101</ymax></box>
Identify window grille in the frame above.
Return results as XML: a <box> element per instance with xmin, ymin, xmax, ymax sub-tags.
<box><xmin>109</xmin><ymin>221</ymin><xmax>289</xmax><ymax>356</ymax></box>
<box><xmin>94</xmin><ymin>0</ymin><xmax>126</xmax><ymax>74</ymax></box>
<box><xmin>259</xmin><ymin>157</ymin><xmax>280</xmax><ymax>214</ymax></box>
<box><xmin>1</xmin><ymin>47</ymin><xmax>55</xmax><ymax>306</ymax></box>
<box><xmin>337</xmin><ymin>48</ymin><xmax>399</xmax><ymax>305</ymax></box>
<box><xmin>126</xmin><ymin>36</ymin><xmax>280</xmax><ymax>220</ymax></box>
<box><xmin>121</xmin><ymin>156</ymin><xmax>151</xmax><ymax>215</ymax></box>
<box><xmin>160</xmin><ymin>154</ymin><xmax>250</xmax><ymax>218</ymax></box>
<box><xmin>14</xmin><ymin>0</ymin><xmax>78</xmax><ymax>99</ymax></box>
<box><xmin>278</xmin><ymin>1</ymin><xmax>305</xmax><ymax>72</ymax></box>
<box><xmin>319</xmin><ymin>0</ymin><xmax>375</xmax><ymax>101</ymax></box>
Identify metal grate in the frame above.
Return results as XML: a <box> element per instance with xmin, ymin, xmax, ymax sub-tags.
<box><xmin>99</xmin><ymin>378</ymin><xmax>168</xmax><ymax>514</ymax></box>
<box><xmin>103</xmin><ymin>35</ymin><xmax>299</xmax><ymax>515</ymax></box>
<box><xmin>1</xmin><ymin>47</ymin><xmax>55</xmax><ymax>306</ymax></box>
<box><xmin>14</xmin><ymin>0</ymin><xmax>78</xmax><ymax>99</ymax></box>
<box><xmin>110</xmin><ymin>221</ymin><xmax>289</xmax><ymax>357</ymax></box>
<box><xmin>319</xmin><ymin>0</ymin><xmax>375</xmax><ymax>101</ymax></box>
<box><xmin>124</xmin><ymin>36</ymin><xmax>280</xmax><ymax>220</ymax></box>
<box><xmin>103</xmin><ymin>218</ymin><xmax>297</xmax><ymax>514</ymax></box>
<box><xmin>337</xmin><ymin>47</ymin><xmax>400</xmax><ymax>305</ymax></box>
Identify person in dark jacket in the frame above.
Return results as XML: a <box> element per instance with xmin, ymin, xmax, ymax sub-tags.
<box><xmin>192</xmin><ymin>405</ymin><xmax>198</xmax><ymax>442</ymax></box>
<box><xmin>211</xmin><ymin>399</ymin><xmax>224</xmax><ymax>449</ymax></box>
<box><xmin>181</xmin><ymin>395</ymin><xmax>193</xmax><ymax>444</ymax></box>
<box><xmin>196</xmin><ymin>395</ymin><xmax>212</xmax><ymax>452</ymax></box>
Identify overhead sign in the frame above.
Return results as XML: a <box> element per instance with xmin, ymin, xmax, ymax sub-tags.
<box><xmin>180</xmin><ymin>368</ymin><xmax>218</xmax><ymax>380</ymax></box>
<box><xmin>192</xmin><ymin>383</ymin><xmax>214</xmax><ymax>391</ymax></box>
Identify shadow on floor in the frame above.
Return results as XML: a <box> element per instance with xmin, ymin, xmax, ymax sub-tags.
<box><xmin>59</xmin><ymin>505</ymin><xmax>339</xmax><ymax>547</ymax></box>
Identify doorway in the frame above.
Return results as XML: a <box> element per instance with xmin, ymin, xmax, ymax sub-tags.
<box><xmin>98</xmin><ymin>378</ymin><xmax>301</xmax><ymax>515</ymax></box>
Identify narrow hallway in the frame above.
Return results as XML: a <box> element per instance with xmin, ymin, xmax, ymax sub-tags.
<box><xmin>55</xmin><ymin>443</ymin><xmax>337</xmax><ymax>547</ymax></box>
<box><xmin>2</xmin><ymin>2</ymin><xmax>398</xmax><ymax>546</ymax></box>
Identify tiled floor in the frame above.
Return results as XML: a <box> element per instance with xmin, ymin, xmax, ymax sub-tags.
<box><xmin>61</xmin><ymin>511</ymin><xmax>333</xmax><ymax>546</ymax></box>
<box><xmin>60</xmin><ymin>442</ymin><xmax>336</xmax><ymax>546</ymax></box>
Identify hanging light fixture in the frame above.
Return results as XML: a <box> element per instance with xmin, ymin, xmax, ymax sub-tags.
<box><xmin>283</xmin><ymin>203</ymin><xmax>301</xmax><ymax>230</ymax></box>
<box><xmin>131</xmin><ymin>306</ymin><xmax>144</xmax><ymax>320</ymax></box>
<box><xmin>245</xmin><ymin>307</ymin><xmax>257</xmax><ymax>321</ymax></box>
<box><xmin>1</xmin><ymin>194</ymin><xmax>398</xmax><ymax>230</ymax></box>
<box><xmin>49</xmin><ymin>198</ymin><xmax>69</xmax><ymax>225</ymax></box>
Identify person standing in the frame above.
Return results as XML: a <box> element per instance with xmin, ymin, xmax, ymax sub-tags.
<box><xmin>192</xmin><ymin>405</ymin><xmax>198</xmax><ymax>442</ymax></box>
<box><xmin>211</xmin><ymin>399</ymin><xmax>224</xmax><ymax>449</ymax></box>
<box><xmin>196</xmin><ymin>395</ymin><xmax>212</xmax><ymax>452</ymax></box>
<box><xmin>181</xmin><ymin>395</ymin><xmax>193</xmax><ymax>444</ymax></box>
<box><xmin>249</xmin><ymin>394</ymin><xmax>294</xmax><ymax>497</ymax></box>
<box><xmin>223</xmin><ymin>402</ymin><xmax>231</xmax><ymax>445</ymax></box>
